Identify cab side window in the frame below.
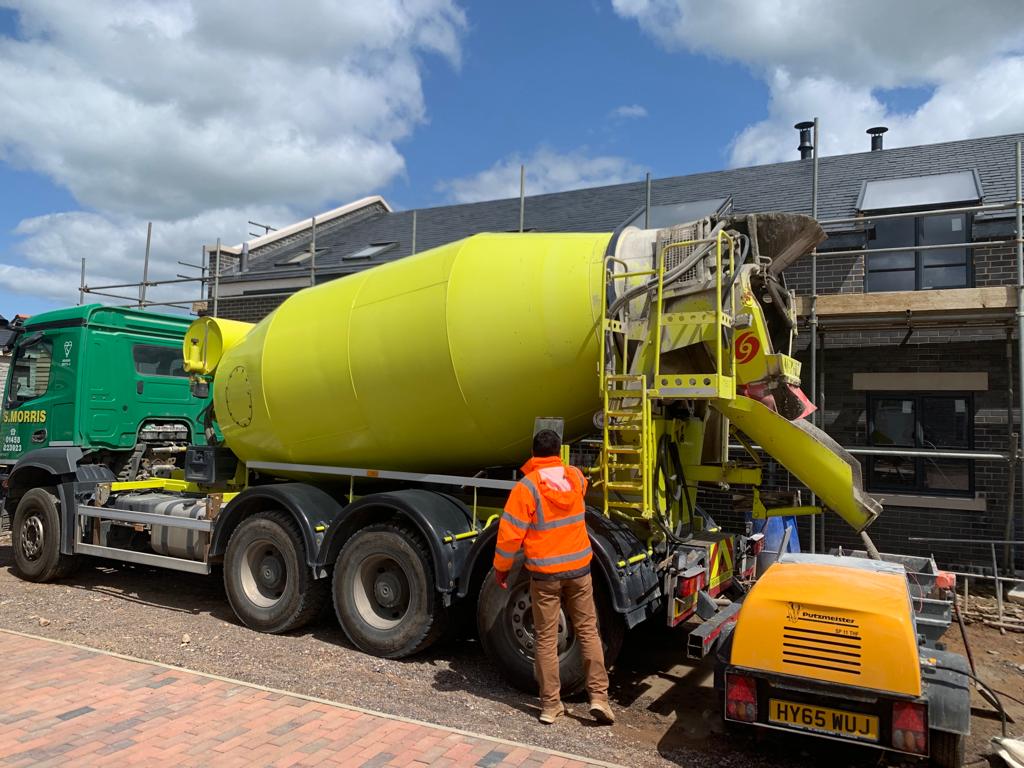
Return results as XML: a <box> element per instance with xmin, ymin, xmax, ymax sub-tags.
<box><xmin>9</xmin><ymin>340</ymin><xmax>53</xmax><ymax>405</ymax></box>
<box><xmin>133</xmin><ymin>344</ymin><xmax>187</xmax><ymax>378</ymax></box>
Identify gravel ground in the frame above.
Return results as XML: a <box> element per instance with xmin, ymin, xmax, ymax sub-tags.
<box><xmin>1</xmin><ymin>530</ymin><xmax>1020</xmax><ymax>767</ymax></box>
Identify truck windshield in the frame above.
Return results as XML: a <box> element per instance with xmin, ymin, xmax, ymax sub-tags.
<box><xmin>133</xmin><ymin>344</ymin><xmax>187</xmax><ymax>378</ymax></box>
<box><xmin>8</xmin><ymin>339</ymin><xmax>52</xmax><ymax>407</ymax></box>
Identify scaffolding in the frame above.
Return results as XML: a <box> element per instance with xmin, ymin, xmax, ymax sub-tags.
<box><xmin>787</xmin><ymin>137</ymin><xmax>1024</xmax><ymax>571</ymax></box>
<box><xmin>73</xmin><ymin>137</ymin><xmax>1024</xmax><ymax>571</ymax></box>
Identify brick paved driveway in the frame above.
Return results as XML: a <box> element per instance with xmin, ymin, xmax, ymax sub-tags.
<box><xmin>0</xmin><ymin>629</ymin><xmax>617</xmax><ymax>768</ymax></box>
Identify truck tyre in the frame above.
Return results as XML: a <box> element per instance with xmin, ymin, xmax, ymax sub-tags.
<box><xmin>223</xmin><ymin>511</ymin><xmax>327</xmax><ymax>634</ymax></box>
<box><xmin>11</xmin><ymin>488</ymin><xmax>79</xmax><ymax>582</ymax></box>
<box><xmin>332</xmin><ymin>524</ymin><xmax>446</xmax><ymax>658</ymax></box>
<box><xmin>929</xmin><ymin>729</ymin><xmax>965</xmax><ymax>768</ymax></box>
<box><xmin>476</xmin><ymin>565</ymin><xmax>625</xmax><ymax>695</ymax></box>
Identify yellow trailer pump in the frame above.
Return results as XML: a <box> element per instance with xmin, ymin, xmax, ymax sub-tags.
<box><xmin>6</xmin><ymin>208</ymin><xmax>967</xmax><ymax>763</ymax></box>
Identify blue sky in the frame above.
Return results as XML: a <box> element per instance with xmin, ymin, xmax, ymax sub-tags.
<box><xmin>0</xmin><ymin>1</ymin><xmax>1021</xmax><ymax>318</ymax></box>
<box><xmin>380</xmin><ymin>1</ymin><xmax>764</xmax><ymax>210</ymax></box>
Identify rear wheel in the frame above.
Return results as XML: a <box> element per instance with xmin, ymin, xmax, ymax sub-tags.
<box><xmin>223</xmin><ymin>511</ymin><xmax>327</xmax><ymax>633</ymax></box>
<box><xmin>333</xmin><ymin>524</ymin><xmax>447</xmax><ymax>658</ymax></box>
<box><xmin>477</xmin><ymin>564</ymin><xmax>625</xmax><ymax>695</ymax></box>
<box><xmin>929</xmin><ymin>729</ymin><xmax>965</xmax><ymax>768</ymax></box>
<box><xmin>11</xmin><ymin>488</ymin><xmax>79</xmax><ymax>582</ymax></box>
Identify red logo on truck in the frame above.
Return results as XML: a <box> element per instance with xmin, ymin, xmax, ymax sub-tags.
<box><xmin>735</xmin><ymin>332</ymin><xmax>760</xmax><ymax>364</ymax></box>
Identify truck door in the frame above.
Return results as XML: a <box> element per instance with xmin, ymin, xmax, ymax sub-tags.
<box><xmin>0</xmin><ymin>330</ymin><xmax>75</xmax><ymax>462</ymax></box>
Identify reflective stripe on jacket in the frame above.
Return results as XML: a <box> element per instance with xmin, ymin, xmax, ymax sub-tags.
<box><xmin>493</xmin><ymin>455</ymin><xmax>592</xmax><ymax>579</ymax></box>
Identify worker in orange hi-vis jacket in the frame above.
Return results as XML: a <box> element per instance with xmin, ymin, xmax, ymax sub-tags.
<box><xmin>492</xmin><ymin>429</ymin><xmax>614</xmax><ymax>725</ymax></box>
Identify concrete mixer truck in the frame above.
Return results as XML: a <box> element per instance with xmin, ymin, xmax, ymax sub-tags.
<box><xmin>5</xmin><ymin>211</ymin><xmax>889</xmax><ymax>694</ymax></box>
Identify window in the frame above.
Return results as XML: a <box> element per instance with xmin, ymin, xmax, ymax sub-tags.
<box><xmin>8</xmin><ymin>339</ymin><xmax>52</xmax><ymax>406</ymax></box>
<box><xmin>867</xmin><ymin>393</ymin><xmax>973</xmax><ymax>496</ymax></box>
<box><xmin>344</xmin><ymin>242</ymin><xmax>397</xmax><ymax>260</ymax></box>
<box><xmin>864</xmin><ymin>212</ymin><xmax>970</xmax><ymax>292</ymax></box>
<box><xmin>858</xmin><ymin>170</ymin><xmax>982</xmax><ymax>212</ymax></box>
<box><xmin>133</xmin><ymin>344</ymin><xmax>187</xmax><ymax>378</ymax></box>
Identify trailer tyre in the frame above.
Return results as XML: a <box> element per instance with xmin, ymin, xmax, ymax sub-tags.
<box><xmin>477</xmin><ymin>564</ymin><xmax>625</xmax><ymax>695</ymax></box>
<box><xmin>224</xmin><ymin>511</ymin><xmax>327</xmax><ymax>634</ymax></box>
<box><xmin>929</xmin><ymin>729</ymin><xmax>965</xmax><ymax>768</ymax></box>
<box><xmin>332</xmin><ymin>524</ymin><xmax>446</xmax><ymax>659</ymax></box>
<box><xmin>11</xmin><ymin>488</ymin><xmax>79</xmax><ymax>583</ymax></box>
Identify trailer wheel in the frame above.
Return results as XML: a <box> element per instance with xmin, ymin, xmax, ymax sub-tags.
<box><xmin>332</xmin><ymin>524</ymin><xmax>446</xmax><ymax>658</ymax></box>
<box><xmin>224</xmin><ymin>511</ymin><xmax>327</xmax><ymax>634</ymax></box>
<box><xmin>476</xmin><ymin>564</ymin><xmax>625</xmax><ymax>695</ymax></box>
<box><xmin>929</xmin><ymin>729</ymin><xmax>965</xmax><ymax>768</ymax></box>
<box><xmin>11</xmin><ymin>488</ymin><xmax>79</xmax><ymax>583</ymax></box>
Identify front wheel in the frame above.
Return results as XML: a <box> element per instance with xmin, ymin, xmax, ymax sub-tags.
<box><xmin>332</xmin><ymin>524</ymin><xmax>447</xmax><ymax>658</ymax></box>
<box><xmin>477</xmin><ymin>564</ymin><xmax>625</xmax><ymax>695</ymax></box>
<box><xmin>11</xmin><ymin>488</ymin><xmax>79</xmax><ymax>583</ymax></box>
<box><xmin>223</xmin><ymin>511</ymin><xmax>327</xmax><ymax>633</ymax></box>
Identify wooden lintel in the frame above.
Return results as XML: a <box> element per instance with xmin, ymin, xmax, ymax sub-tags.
<box><xmin>794</xmin><ymin>286</ymin><xmax>1016</xmax><ymax>319</ymax></box>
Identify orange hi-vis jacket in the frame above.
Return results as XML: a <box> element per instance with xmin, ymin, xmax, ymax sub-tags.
<box><xmin>493</xmin><ymin>455</ymin><xmax>592</xmax><ymax>580</ymax></box>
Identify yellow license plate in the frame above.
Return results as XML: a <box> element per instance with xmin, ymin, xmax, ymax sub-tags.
<box><xmin>768</xmin><ymin>699</ymin><xmax>879</xmax><ymax>742</ymax></box>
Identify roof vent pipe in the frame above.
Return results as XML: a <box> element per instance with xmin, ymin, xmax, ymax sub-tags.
<box><xmin>795</xmin><ymin>121</ymin><xmax>815</xmax><ymax>160</ymax></box>
<box><xmin>239</xmin><ymin>242</ymin><xmax>249</xmax><ymax>272</ymax></box>
<box><xmin>867</xmin><ymin>126</ymin><xmax>888</xmax><ymax>151</ymax></box>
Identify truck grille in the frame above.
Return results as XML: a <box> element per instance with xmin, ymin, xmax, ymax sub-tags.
<box><xmin>781</xmin><ymin>625</ymin><xmax>862</xmax><ymax>676</ymax></box>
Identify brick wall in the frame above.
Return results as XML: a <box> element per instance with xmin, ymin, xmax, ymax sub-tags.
<box><xmin>698</xmin><ymin>336</ymin><xmax>1023</xmax><ymax>570</ymax></box>
<box><xmin>213</xmin><ymin>295</ymin><xmax>288</xmax><ymax>324</ymax></box>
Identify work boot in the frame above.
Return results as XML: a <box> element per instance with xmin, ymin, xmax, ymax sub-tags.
<box><xmin>589</xmin><ymin>699</ymin><xmax>615</xmax><ymax>724</ymax></box>
<box><xmin>538</xmin><ymin>703</ymin><xmax>565</xmax><ymax>724</ymax></box>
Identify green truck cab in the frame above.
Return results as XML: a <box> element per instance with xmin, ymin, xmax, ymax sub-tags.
<box><xmin>1</xmin><ymin>305</ymin><xmax>208</xmax><ymax>503</ymax></box>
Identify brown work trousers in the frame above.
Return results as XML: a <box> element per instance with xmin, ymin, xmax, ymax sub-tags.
<box><xmin>529</xmin><ymin>573</ymin><xmax>609</xmax><ymax>708</ymax></box>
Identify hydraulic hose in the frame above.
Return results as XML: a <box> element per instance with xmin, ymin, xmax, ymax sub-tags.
<box><xmin>653</xmin><ymin>433</ymin><xmax>692</xmax><ymax>545</ymax></box>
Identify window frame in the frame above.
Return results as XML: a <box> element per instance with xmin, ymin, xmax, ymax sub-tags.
<box><xmin>866</xmin><ymin>391</ymin><xmax>975</xmax><ymax>497</ymax></box>
<box><xmin>864</xmin><ymin>211</ymin><xmax>973</xmax><ymax>293</ymax></box>
<box><xmin>6</xmin><ymin>336</ymin><xmax>54</xmax><ymax>407</ymax></box>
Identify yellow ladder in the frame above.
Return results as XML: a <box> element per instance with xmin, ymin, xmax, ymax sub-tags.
<box><xmin>602</xmin><ymin>374</ymin><xmax>652</xmax><ymax>519</ymax></box>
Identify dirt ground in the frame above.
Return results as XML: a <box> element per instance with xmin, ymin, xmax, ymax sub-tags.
<box><xmin>0</xmin><ymin>530</ymin><xmax>1021</xmax><ymax>767</ymax></box>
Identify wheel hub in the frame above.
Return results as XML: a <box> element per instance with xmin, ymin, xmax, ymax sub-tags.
<box><xmin>508</xmin><ymin>585</ymin><xmax>571</xmax><ymax>655</ymax></box>
<box><xmin>239</xmin><ymin>539</ymin><xmax>288</xmax><ymax>608</ymax></box>
<box><xmin>19</xmin><ymin>515</ymin><xmax>44</xmax><ymax>561</ymax></box>
<box><xmin>258</xmin><ymin>554</ymin><xmax>284</xmax><ymax>591</ymax></box>
<box><xmin>353</xmin><ymin>553</ymin><xmax>412</xmax><ymax>630</ymax></box>
<box><xmin>373</xmin><ymin>570</ymin><xmax>404</xmax><ymax>608</ymax></box>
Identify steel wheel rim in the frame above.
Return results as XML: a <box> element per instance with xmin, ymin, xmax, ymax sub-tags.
<box><xmin>239</xmin><ymin>538</ymin><xmax>288</xmax><ymax>608</ymax></box>
<box><xmin>507</xmin><ymin>583</ymin><xmax>572</xmax><ymax>657</ymax></box>
<box><xmin>352</xmin><ymin>553</ymin><xmax>410</xmax><ymax>630</ymax></box>
<box><xmin>19</xmin><ymin>514</ymin><xmax>44</xmax><ymax>561</ymax></box>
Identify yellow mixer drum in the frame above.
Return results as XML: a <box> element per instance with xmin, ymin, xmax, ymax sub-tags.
<box><xmin>192</xmin><ymin>232</ymin><xmax>610</xmax><ymax>473</ymax></box>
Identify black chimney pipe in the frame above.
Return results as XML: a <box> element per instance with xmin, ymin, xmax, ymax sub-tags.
<box><xmin>795</xmin><ymin>121</ymin><xmax>814</xmax><ymax>160</ymax></box>
<box><xmin>867</xmin><ymin>126</ymin><xmax>888</xmax><ymax>151</ymax></box>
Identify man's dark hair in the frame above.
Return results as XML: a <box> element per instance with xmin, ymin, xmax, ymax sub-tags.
<box><xmin>532</xmin><ymin>429</ymin><xmax>561</xmax><ymax>458</ymax></box>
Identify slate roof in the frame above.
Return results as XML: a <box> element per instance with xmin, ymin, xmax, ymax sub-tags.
<box><xmin>229</xmin><ymin>132</ymin><xmax>1024</xmax><ymax>281</ymax></box>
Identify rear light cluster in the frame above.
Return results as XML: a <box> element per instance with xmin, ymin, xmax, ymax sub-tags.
<box><xmin>678</xmin><ymin>569</ymin><xmax>707</xmax><ymax>599</ymax></box>
<box><xmin>746</xmin><ymin>534</ymin><xmax>765</xmax><ymax>556</ymax></box>
<box><xmin>892</xmin><ymin>701</ymin><xmax>927</xmax><ymax>755</ymax></box>
<box><xmin>725</xmin><ymin>674</ymin><xmax>757</xmax><ymax>722</ymax></box>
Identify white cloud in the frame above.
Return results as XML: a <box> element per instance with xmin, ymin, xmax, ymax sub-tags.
<box><xmin>3</xmin><ymin>206</ymin><xmax>296</xmax><ymax>307</ymax></box>
<box><xmin>0</xmin><ymin>1</ymin><xmax>466</xmax><ymax>306</ymax></box>
<box><xmin>437</xmin><ymin>147</ymin><xmax>644</xmax><ymax>204</ymax></box>
<box><xmin>612</xmin><ymin>0</ymin><xmax>1024</xmax><ymax>165</ymax></box>
<box><xmin>611</xmin><ymin>104</ymin><xmax>648</xmax><ymax>119</ymax></box>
